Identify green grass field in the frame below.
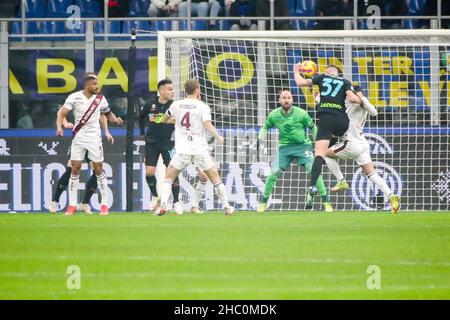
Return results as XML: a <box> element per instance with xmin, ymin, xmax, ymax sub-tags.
<box><xmin>0</xmin><ymin>211</ymin><xmax>449</xmax><ymax>300</ymax></box>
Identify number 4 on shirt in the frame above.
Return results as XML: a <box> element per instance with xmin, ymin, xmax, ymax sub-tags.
<box><xmin>181</xmin><ymin>112</ymin><xmax>190</xmax><ymax>130</ymax></box>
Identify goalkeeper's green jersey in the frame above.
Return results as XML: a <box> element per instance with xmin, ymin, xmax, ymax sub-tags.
<box><xmin>260</xmin><ymin>106</ymin><xmax>315</xmax><ymax>146</ymax></box>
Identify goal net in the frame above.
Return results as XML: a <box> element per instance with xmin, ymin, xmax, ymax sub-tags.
<box><xmin>158</xmin><ymin>30</ymin><xmax>450</xmax><ymax>212</ymax></box>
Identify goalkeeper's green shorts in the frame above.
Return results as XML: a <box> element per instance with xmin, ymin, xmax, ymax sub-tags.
<box><xmin>271</xmin><ymin>143</ymin><xmax>314</xmax><ymax>173</ymax></box>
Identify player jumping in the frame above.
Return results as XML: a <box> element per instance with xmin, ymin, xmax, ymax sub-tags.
<box><xmin>255</xmin><ymin>89</ymin><xmax>333</xmax><ymax>212</ymax></box>
<box><xmin>156</xmin><ymin>79</ymin><xmax>234</xmax><ymax>216</ymax></box>
<box><xmin>293</xmin><ymin>64</ymin><xmax>361</xmax><ymax>199</ymax></box>
<box><xmin>321</xmin><ymin>85</ymin><xmax>400</xmax><ymax>213</ymax></box>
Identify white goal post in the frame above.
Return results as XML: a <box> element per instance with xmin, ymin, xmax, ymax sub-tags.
<box><xmin>157</xmin><ymin>29</ymin><xmax>450</xmax><ymax>212</ymax></box>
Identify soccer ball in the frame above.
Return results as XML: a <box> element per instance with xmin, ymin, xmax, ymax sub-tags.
<box><xmin>300</xmin><ymin>60</ymin><xmax>317</xmax><ymax>78</ymax></box>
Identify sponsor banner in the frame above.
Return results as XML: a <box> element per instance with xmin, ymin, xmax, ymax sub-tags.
<box><xmin>0</xmin><ymin>129</ymin><xmax>448</xmax><ymax>212</ymax></box>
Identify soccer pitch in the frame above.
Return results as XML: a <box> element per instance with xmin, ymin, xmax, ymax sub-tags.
<box><xmin>0</xmin><ymin>211</ymin><xmax>449</xmax><ymax>300</ymax></box>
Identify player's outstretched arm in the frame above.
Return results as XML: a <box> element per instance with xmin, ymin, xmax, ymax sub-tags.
<box><xmin>293</xmin><ymin>63</ymin><xmax>313</xmax><ymax>87</ymax></box>
<box><xmin>204</xmin><ymin>120</ymin><xmax>224</xmax><ymax>144</ymax></box>
<box><xmin>56</xmin><ymin>106</ymin><xmax>70</xmax><ymax>136</ymax></box>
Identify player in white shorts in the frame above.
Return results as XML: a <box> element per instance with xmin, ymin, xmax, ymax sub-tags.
<box><xmin>155</xmin><ymin>79</ymin><xmax>234</xmax><ymax>216</ymax></box>
<box><xmin>56</xmin><ymin>72</ymin><xmax>121</xmax><ymax>216</ymax></box>
<box><xmin>321</xmin><ymin>85</ymin><xmax>400</xmax><ymax>214</ymax></box>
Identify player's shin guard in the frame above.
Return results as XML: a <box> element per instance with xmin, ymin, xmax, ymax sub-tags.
<box><xmin>82</xmin><ymin>173</ymin><xmax>97</xmax><ymax>204</ymax></box>
<box><xmin>172</xmin><ymin>178</ymin><xmax>180</xmax><ymax>203</ymax></box>
<box><xmin>145</xmin><ymin>175</ymin><xmax>158</xmax><ymax>197</ymax></box>
<box><xmin>324</xmin><ymin>157</ymin><xmax>344</xmax><ymax>181</ymax></box>
<box><xmin>68</xmin><ymin>173</ymin><xmax>79</xmax><ymax>206</ymax></box>
<box><xmin>96</xmin><ymin>171</ymin><xmax>108</xmax><ymax>206</ymax></box>
<box><xmin>160</xmin><ymin>179</ymin><xmax>173</xmax><ymax>209</ymax></box>
<box><xmin>193</xmin><ymin>180</ymin><xmax>206</xmax><ymax>208</ymax></box>
<box><xmin>214</xmin><ymin>180</ymin><xmax>229</xmax><ymax>208</ymax></box>
<box><xmin>53</xmin><ymin>167</ymin><xmax>72</xmax><ymax>202</ymax></box>
<box><xmin>310</xmin><ymin>156</ymin><xmax>325</xmax><ymax>187</ymax></box>
<box><xmin>367</xmin><ymin>171</ymin><xmax>392</xmax><ymax>197</ymax></box>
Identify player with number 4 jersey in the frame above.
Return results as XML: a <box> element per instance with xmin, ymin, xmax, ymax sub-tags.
<box><xmin>255</xmin><ymin>89</ymin><xmax>332</xmax><ymax>212</ymax></box>
<box><xmin>155</xmin><ymin>79</ymin><xmax>234</xmax><ymax>216</ymax></box>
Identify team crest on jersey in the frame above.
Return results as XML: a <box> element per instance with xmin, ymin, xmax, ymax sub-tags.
<box><xmin>351</xmin><ymin>161</ymin><xmax>402</xmax><ymax>210</ymax></box>
<box><xmin>151</xmin><ymin>104</ymin><xmax>157</xmax><ymax>112</ymax></box>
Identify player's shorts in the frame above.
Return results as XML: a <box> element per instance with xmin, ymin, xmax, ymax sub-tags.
<box><xmin>171</xmin><ymin>151</ymin><xmax>215</xmax><ymax>172</ymax></box>
<box><xmin>67</xmin><ymin>145</ymin><xmax>91</xmax><ymax>163</ymax></box>
<box><xmin>70</xmin><ymin>137</ymin><xmax>103</xmax><ymax>163</ymax></box>
<box><xmin>144</xmin><ymin>142</ymin><xmax>173</xmax><ymax>167</ymax></box>
<box><xmin>331</xmin><ymin>140</ymin><xmax>372</xmax><ymax>165</ymax></box>
<box><xmin>316</xmin><ymin>113</ymin><xmax>349</xmax><ymax>141</ymax></box>
<box><xmin>272</xmin><ymin>144</ymin><xmax>314</xmax><ymax>172</ymax></box>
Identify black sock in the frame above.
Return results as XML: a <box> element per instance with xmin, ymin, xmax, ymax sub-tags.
<box><xmin>52</xmin><ymin>167</ymin><xmax>72</xmax><ymax>202</ymax></box>
<box><xmin>172</xmin><ymin>177</ymin><xmax>180</xmax><ymax>203</ymax></box>
<box><xmin>146</xmin><ymin>175</ymin><xmax>158</xmax><ymax>197</ymax></box>
<box><xmin>310</xmin><ymin>156</ymin><xmax>325</xmax><ymax>187</ymax></box>
<box><xmin>82</xmin><ymin>173</ymin><xmax>98</xmax><ymax>204</ymax></box>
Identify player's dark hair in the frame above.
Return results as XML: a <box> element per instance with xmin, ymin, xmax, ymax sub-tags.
<box><xmin>185</xmin><ymin>79</ymin><xmax>200</xmax><ymax>95</ymax></box>
<box><xmin>353</xmin><ymin>85</ymin><xmax>362</xmax><ymax>93</ymax></box>
<box><xmin>157</xmin><ymin>79</ymin><xmax>173</xmax><ymax>90</ymax></box>
<box><xmin>326</xmin><ymin>64</ymin><xmax>342</xmax><ymax>75</ymax></box>
<box><xmin>83</xmin><ymin>72</ymin><xmax>97</xmax><ymax>87</ymax></box>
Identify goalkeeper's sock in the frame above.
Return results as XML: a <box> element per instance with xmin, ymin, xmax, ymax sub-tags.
<box><xmin>262</xmin><ymin>173</ymin><xmax>278</xmax><ymax>202</ymax></box>
<box><xmin>324</xmin><ymin>156</ymin><xmax>344</xmax><ymax>181</ymax></box>
<box><xmin>82</xmin><ymin>173</ymin><xmax>97</xmax><ymax>204</ymax></box>
<box><xmin>53</xmin><ymin>167</ymin><xmax>72</xmax><ymax>202</ymax></box>
<box><xmin>367</xmin><ymin>171</ymin><xmax>392</xmax><ymax>197</ymax></box>
<box><xmin>68</xmin><ymin>173</ymin><xmax>79</xmax><ymax>207</ymax></box>
<box><xmin>213</xmin><ymin>180</ymin><xmax>229</xmax><ymax>208</ymax></box>
<box><xmin>316</xmin><ymin>176</ymin><xmax>329</xmax><ymax>202</ymax></box>
<box><xmin>146</xmin><ymin>175</ymin><xmax>158</xmax><ymax>197</ymax></box>
<box><xmin>96</xmin><ymin>171</ymin><xmax>108</xmax><ymax>206</ymax></box>
<box><xmin>172</xmin><ymin>177</ymin><xmax>180</xmax><ymax>203</ymax></box>
<box><xmin>193</xmin><ymin>180</ymin><xmax>206</xmax><ymax>208</ymax></box>
<box><xmin>310</xmin><ymin>156</ymin><xmax>325</xmax><ymax>187</ymax></box>
<box><xmin>159</xmin><ymin>179</ymin><xmax>173</xmax><ymax>209</ymax></box>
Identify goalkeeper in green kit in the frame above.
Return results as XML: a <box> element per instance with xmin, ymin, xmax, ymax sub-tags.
<box><xmin>256</xmin><ymin>89</ymin><xmax>333</xmax><ymax>212</ymax></box>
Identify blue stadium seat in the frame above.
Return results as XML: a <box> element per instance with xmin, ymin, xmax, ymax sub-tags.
<box><xmin>40</xmin><ymin>20</ymin><xmax>66</xmax><ymax>34</ymax></box>
<box><xmin>150</xmin><ymin>20</ymin><xmax>172</xmax><ymax>32</ymax></box>
<box><xmin>179</xmin><ymin>20</ymin><xmax>208</xmax><ymax>31</ymax></box>
<box><xmin>94</xmin><ymin>20</ymin><xmax>104</xmax><ymax>34</ymax></box>
<box><xmin>217</xmin><ymin>20</ymin><xmax>230</xmax><ymax>31</ymax></box>
<box><xmin>10</xmin><ymin>21</ymin><xmax>40</xmax><ymax>41</ymax></box>
<box><xmin>74</xmin><ymin>0</ymin><xmax>101</xmax><ymax>17</ymax></box>
<box><xmin>288</xmin><ymin>0</ymin><xmax>297</xmax><ymax>16</ymax></box>
<box><xmin>296</xmin><ymin>0</ymin><xmax>316</xmax><ymax>30</ymax></box>
<box><xmin>18</xmin><ymin>0</ymin><xmax>47</xmax><ymax>18</ymax></box>
<box><xmin>404</xmin><ymin>0</ymin><xmax>424</xmax><ymax>29</ymax></box>
<box><xmin>129</xmin><ymin>0</ymin><xmax>150</xmax><ymax>17</ymax></box>
<box><xmin>122</xmin><ymin>20</ymin><xmax>150</xmax><ymax>34</ymax></box>
<box><xmin>46</xmin><ymin>0</ymin><xmax>73</xmax><ymax>17</ymax></box>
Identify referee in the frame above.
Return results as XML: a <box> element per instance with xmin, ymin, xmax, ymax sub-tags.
<box><xmin>139</xmin><ymin>79</ymin><xmax>182</xmax><ymax>214</ymax></box>
<box><xmin>293</xmin><ymin>64</ymin><xmax>361</xmax><ymax>196</ymax></box>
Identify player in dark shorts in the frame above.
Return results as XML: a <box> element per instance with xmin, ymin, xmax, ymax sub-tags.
<box><xmin>139</xmin><ymin>79</ymin><xmax>182</xmax><ymax>214</ymax></box>
<box><xmin>293</xmin><ymin>64</ymin><xmax>362</xmax><ymax>197</ymax></box>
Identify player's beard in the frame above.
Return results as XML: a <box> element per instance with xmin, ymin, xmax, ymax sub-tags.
<box><xmin>282</xmin><ymin>104</ymin><xmax>292</xmax><ymax>113</ymax></box>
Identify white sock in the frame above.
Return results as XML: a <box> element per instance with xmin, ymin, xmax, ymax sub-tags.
<box><xmin>68</xmin><ymin>174</ymin><xmax>79</xmax><ymax>207</ymax></box>
<box><xmin>160</xmin><ymin>179</ymin><xmax>173</xmax><ymax>209</ymax></box>
<box><xmin>213</xmin><ymin>180</ymin><xmax>229</xmax><ymax>208</ymax></box>
<box><xmin>367</xmin><ymin>171</ymin><xmax>392</xmax><ymax>197</ymax></box>
<box><xmin>324</xmin><ymin>156</ymin><xmax>344</xmax><ymax>181</ymax></box>
<box><xmin>96</xmin><ymin>171</ymin><xmax>108</xmax><ymax>206</ymax></box>
<box><xmin>193</xmin><ymin>180</ymin><xmax>206</xmax><ymax>208</ymax></box>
